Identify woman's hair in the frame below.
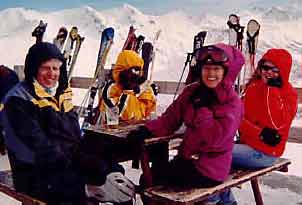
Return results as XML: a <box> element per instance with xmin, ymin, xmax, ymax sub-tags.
<box><xmin>245</xmin><ymin>59</ymin><xmax>264</xmax><ymax>86</ymax></box>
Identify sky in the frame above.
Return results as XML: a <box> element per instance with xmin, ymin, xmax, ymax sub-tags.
<box><xmin>0</xmin><ymin>0</ymin><xmax>290</xmax><ymax>15</ymax></box>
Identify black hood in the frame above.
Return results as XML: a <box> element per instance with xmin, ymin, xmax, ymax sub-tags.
<box><xmin>24</xmin><ymin>42</ymin><xmax>68</xmax><ymax>94</ymax></box>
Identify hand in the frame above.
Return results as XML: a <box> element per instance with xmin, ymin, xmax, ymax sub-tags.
<box><xmin>260</xmin><ymin>127</ymin><xmax>281</xmax><ymax>146</ymax></box>
<box><xmin>133</xmin><ymin>85</ymin><xmax>140</xmax><ymax>94</ymax></box>
<box><xmin>191</xmin><ymin>84</ymin><xmax>217</xmax><ymax>108</ymax></box>
<box><xmin>151</xmin><ymin>83</ymin><xmax>159</xmax><ymax>96</ymax></box>
<box><xmin>127</xmin><ymin>126</ymin><xmax>152</xmax><ymax>156</ymax></box>
<box><xmin>127</xmin><ymin>126</ymin><xmax>152</xmax><ymax>143</ymax></box>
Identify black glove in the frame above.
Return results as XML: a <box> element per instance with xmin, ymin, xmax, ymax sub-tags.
<box><xmin>151</xmin><ymin>83</ymin><xmax>159</xmax><ymax>96</ymax></box>
<box><xmin>260</xmin><ymin>127</ymin><xmax>281</xmax><ymax>147</ymax></box>
<box><xmin>133</xmin><ymin>85</ymin><xmax>140</xmax><ymax>94</ymax></box>
<box><xmin>127</xmin><ymin>126</ymin><xmax>152</xmax><ymax>156</ymax></box>
<box><xmin>267</xmin><ymin>77</ymin><xmax>282</xmax><ymax>88</ymax></box>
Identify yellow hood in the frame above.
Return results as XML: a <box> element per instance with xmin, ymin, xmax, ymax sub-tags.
<box><xmin>112</xmin><ymin>50</ymin><xmax>144</xmax><ymax>83</ymax></box>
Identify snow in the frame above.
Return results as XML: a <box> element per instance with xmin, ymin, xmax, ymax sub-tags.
<box><xmin>0</xmin><ymin>3</ymin><xmax>301</xmax><ymax>205</ymax></box>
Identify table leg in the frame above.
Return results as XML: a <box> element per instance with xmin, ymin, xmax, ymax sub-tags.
<box><xmin>251</xmin><ymin>177</ymin><xmax>263</xmax><ymax>205</ymax></box>
<box><xmin>140</xmin><ymin>146</ymin><xmax>153</xmax><ymax>187</ymax></box>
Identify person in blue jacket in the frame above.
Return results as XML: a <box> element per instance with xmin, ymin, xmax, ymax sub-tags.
<box><xmin>0</xmin><ymin>42</ymin><xmax>134</xmax><ymax>205</ymax></box>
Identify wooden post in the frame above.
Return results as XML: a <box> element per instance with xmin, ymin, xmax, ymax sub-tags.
<box><xmin>250</xmin><ymin>177</ymin><xmax>263</xmax><ymax>205</ymax></box>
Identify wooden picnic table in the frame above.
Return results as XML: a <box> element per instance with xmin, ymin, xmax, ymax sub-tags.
<box><xmin>83</xmin><ymin>120</ymin><xmax>182</xmax><ymax>187</ymax></box>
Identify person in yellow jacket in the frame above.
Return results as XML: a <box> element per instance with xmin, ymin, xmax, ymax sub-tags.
<box><xmin>100</xmin><ymin>50</ymin><xmax>156</xmax><ymax>121</ymax></box>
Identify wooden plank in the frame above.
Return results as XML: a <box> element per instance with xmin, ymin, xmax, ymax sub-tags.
<box><xmin>143</xmin><ymin>158</ymin><xmax>290</xmax><ymax>204</ymax></box>
<box><xmin>298</xmin><ymin>87</ymin><xmax>302</xmax><ymax>103</ymax></box>
<box><xmin>288</xmin><ymin>127</ymin><xmax>302</xmax><ymax>143</ymax></box>
<box><xmin>70</xmin><ymin>76</ymin><xmax>186</xmax><ymax>95</ymax></box>
<box><xmin>70</xmin><ymin>76</ymin><xmax>302</xmax><ymax>99</ymax></box>
<box><xmin>12</xmin><ymin>65</ymin><xmax>302</xmax><ymax>100</ymax></box>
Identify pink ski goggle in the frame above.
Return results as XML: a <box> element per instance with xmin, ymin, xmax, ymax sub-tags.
<box><xmin>195</xmin><ymin>46</ymin><xmax>229</xmax><ymax>65</ymax></box>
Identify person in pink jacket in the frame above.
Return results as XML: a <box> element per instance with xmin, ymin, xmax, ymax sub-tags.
<box><xmin>127</xmin><ymin>43</ymin><xmax>244</xmax><ymax>189</ymax></box>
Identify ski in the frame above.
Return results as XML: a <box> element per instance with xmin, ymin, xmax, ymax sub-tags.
<box><xmin>67</xmin><ymin>34</ymin><xmax>85</xmax><ymax>81</ymax></box>
<box><xmin>94</xmin><ymin>27</ymin><xmax>115</xmax><ymax>80</ymax></box>
<box><xmin>53</xmin><ymin>27</ymin><xmax>68</xmax><ymax>51</ymax></box>
<box><xmin>148</xmin><ymin>30</ymin><xmax>161</xmax><ymax>81</ymax></box>
<box><xmin>122</xmin><ymin>26</ymin><xmax>137</xmax><ymax>50</ymax></box>
<box><xmin>193</xmin><ymin>31</ymin><xmax>207</xmax><ymax>51</ymax></box>
<box><xmin>141</xmin><ymin>42</ymin><xmax>153</xmax><ymax>81</ymax></box>
<box><xmin>32</xmin><ymin>20</ymin><xmax>47</xmax><ymax>44</ymax></box>
<box><xmin>246</xmin><ymin>19</ymin><xmax>260</xmax><ymax>72</ymax></box>
<box><xmin>227</xmin><ymin>14</ymin><xmax>244</xmax><ymax>51</ymax></box>
<box><xmin>81</xmin><ymin>27</ymin><xmax>114</xmax><ymax>128</ymax></box>
<box><xmin>63</xmin><ymin>26</ymin><xmax>78</xmax><ymax>66</ymax></box>
<box><xmin>134</xmin><ymin>35</ymin><xmax>145</xmax><ymax>53</ymax></box>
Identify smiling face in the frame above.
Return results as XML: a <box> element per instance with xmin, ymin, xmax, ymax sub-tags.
<box><xmin>36</xmin><ymin>58</ymin><xmax>62</xmax><ymax>88</ymax></box>
<box><xmin>201</xmin><ymin>64</ymin><xmax>225</xmax><ymax>88</ymax></box>
<box><xmin>260</xmin><ymin>61</ymin><xmax>280</xmax><ymax>84</ymax></box>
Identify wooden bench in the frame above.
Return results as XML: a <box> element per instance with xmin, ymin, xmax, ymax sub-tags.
<box><xmin>0</xmin><ymin>170</ymin><xmax>46</xmax><ymax>205</ymax></box>
<box><xmin>142</xmin><ymin>158</ymin><xmax>291</xmax><ymax>205</ymax></box>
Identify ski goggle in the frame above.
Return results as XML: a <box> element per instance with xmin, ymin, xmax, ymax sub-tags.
<box><xmin>261</xmin><ymin>65</ymin><xmax>280</xmax><ymax>73</ymax></box>
<box><xmin>195</xmin><ymin>46</ymin><xmax>229</xmax><ymax>65</ymax></box>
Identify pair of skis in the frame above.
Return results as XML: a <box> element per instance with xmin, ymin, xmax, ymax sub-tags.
<box><xmin>80</xmin><ymin>27</ymin><xmax>114</xmax><ymax>129</ymax></box>
<box><xmin>227</xmin><ymin>14</ymin><xmax>260</xmax><ymax>95</ymax></box>
<box><xmin>53</xmin><ymin>26</ymin><xmax>85</xmax><ymax>81</ymax></box>
<box><xmin>32</xmin><ymin>20</ymin><xmax>47</xmax><ymax>44</ymax></box>
<box><xmin>227</xmin><ymin>14</ymin><xmax>245</xmax><ymax>51</ymax></box>
<box><xmin>122</xmin><ymin>26</ymin><xmax>161</xmax><ymax>82</ymax></box>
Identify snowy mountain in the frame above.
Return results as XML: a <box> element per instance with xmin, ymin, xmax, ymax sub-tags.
<box><xmin>0</xmin><ymin>4</ymin><xmax>301</xmax><ymax>205</ymax></box>
<box><xmin>0</xmin><ymin>3</ymin><xmax>301</xmax><ymax>88</ymax></box>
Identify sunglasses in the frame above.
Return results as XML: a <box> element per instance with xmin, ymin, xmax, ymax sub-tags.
<box><xmin>261</xmin><ymin>65</ymin><xmax>280</xmax><ymax>73</ymax></box>
<box><xmin>195</xmin><ymin>46</ymin><xmax>229</xmax><ymax>64</ymax></box>
<box><xmin>129</xmin><ymin>67</ymin><xmax>142</xmax><ymax>75</ymax></box>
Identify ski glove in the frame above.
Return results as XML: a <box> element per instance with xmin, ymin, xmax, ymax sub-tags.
<box><xmin>260</xmin><ymin>127</ymin><xmax>281</xmax><ymax>147</ymax></box>
<box><xmin>133</xmin><ymin>85</ymin><xmax>140</xmax><ymax>94</ymax></box>
<box><xmin>127</xmin><ymin>126</ymin><xmax>152</xmax><ymax>156</ymax></box>
<box><xmin>151</xmin><ymin>83</ymin><xmax>159</xmax><ymax>96</ymax></box>
<box><xmin>267</xmin><ymin>77</ymin><xmax>282</xmax><ymax>88</ymax></box>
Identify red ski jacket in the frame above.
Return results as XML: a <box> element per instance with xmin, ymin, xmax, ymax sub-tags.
<box><xmin>240</xmin><ymin>49</ymin><xmax>298</xmax><ymax>157</ymax></box>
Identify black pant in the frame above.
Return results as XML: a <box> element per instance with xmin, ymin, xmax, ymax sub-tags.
<box><xmin>153</xmin><ymin>155</ymin><xmax>221</xmax><ymax>188</ymax></box>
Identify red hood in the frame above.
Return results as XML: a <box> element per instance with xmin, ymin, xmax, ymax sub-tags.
<box><xmin>261</xmin><ymin>48</ymin><xmax>292</xmax><ymax>84</ymax></box>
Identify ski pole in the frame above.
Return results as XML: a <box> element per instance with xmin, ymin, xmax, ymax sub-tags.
<box><xmin>173</xmin><ymin>53</ymin><xmax>192</xmax><ymax>101</ymax></box>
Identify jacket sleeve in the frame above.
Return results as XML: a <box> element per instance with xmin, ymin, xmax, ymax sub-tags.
<box><xmin>137</xmin><ymin>86</ymin><xmax>156</xmax><ymax>117</ymax></box>
<box><xmin>145</xmin><ymin>89</ymin><xmax>187</xmax><ymax>137</ymax></box>
<box><xmin>239</xmin><ymin>96</ymin><xmax>263</xmax><ymax>140</ymax></box>
<box><xmin>4</xmin><ymin>97</ymin><xmax>73</xmax><ymax>169</ymax></box>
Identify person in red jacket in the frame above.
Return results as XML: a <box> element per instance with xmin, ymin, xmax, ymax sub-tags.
<box><xmin>211</xmin><ymin>48</ymin><xmax>298</xmax><ymax>205</ymax></box>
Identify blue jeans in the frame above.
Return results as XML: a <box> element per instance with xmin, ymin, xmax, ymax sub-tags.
<box><xmin>208</xmin><ymin>144</ymin><xmax>277</xmax><ymax>204</ymax></box>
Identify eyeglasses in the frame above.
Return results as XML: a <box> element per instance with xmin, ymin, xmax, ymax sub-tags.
<box><xmin>261</xmin><ymin>65</ymin><xmax>280</xmax><ymax>73</ymax></box>
<box><xmin>195</xmin><ymin>46</ymin><xmax>229</xmax><ymax>64</ymax></box>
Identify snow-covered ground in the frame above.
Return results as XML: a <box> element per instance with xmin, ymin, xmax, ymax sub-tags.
<box><xmin>0</xmin><ymin>2</ymin><xmax>301</xmax><ymax>204</ymax></box>
<box><xmin>1</xmin><ymin>141</ymin><xmax>302</xmax><ymax>205</ymax></box>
